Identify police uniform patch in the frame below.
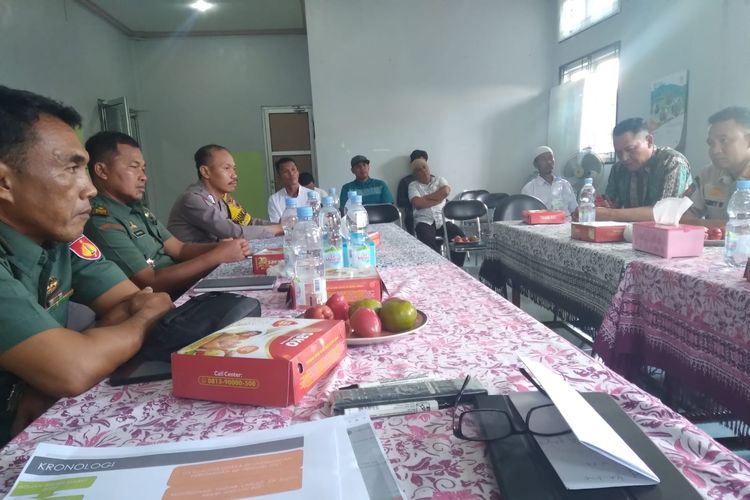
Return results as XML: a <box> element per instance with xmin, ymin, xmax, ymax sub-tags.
<box><xmin>46</xmin><ymin>277</ymin><xmax>59</xmax><ymax>295</ymax></box>
<box><xmin>69</xmin><ymin>235</ymin><xmax>102</xmax><ymax>260</ymax></box>
<box><xmin>128</xmin><ymin>221</ymin><xmax>138</xmax><ymax>231</ymax></box>
<box><xmin>92</xmin><ymin>206</ymin><xmax>109</xmax><ymax>216</ymax></box>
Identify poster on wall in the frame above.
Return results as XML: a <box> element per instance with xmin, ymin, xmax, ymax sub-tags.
<box><xmin>649</xmin><ymin>70</ymin><xmax>689</xmax><ymax>152</ymax></box>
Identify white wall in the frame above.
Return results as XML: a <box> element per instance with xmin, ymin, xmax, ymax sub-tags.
<box><xmin>131</xmin><ymin>35</ymin><xmax>312</xmax><ymax>218</ymax></box>
<box><xmin>305</xmin><ymin>0</ymin><xmax>557</xmax><ymax>199</ymax></box>
<box><xmin>555</xmin><ymin>0</ymin><xmax>750</xmax><ymax>171</ymax></box>
<box><xmin>0</xmin><ymin>0</ymin><xmax>134</xmax><ymax>135</ymax></box>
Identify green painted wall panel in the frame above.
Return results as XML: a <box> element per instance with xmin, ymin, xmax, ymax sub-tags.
<box><xmin>233</xmin><ymin>151</ymin><xmax>269</xmax><ymax>220</ymax></box>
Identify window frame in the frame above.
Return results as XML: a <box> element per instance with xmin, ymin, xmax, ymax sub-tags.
<box><xmin>558</xmin><ymin>0</ymin><xmax>621</xmax><ymax>42</ymax></box>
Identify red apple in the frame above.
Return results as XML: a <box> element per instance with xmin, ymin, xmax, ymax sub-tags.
<box><xmin>350</xmin><ymin>308</ymin><xmax>382</xmax><ymax>338</ymax></box>
<box><xmin>304</xmin><ymin>305</ymin><xmax>334</xmax><ymax>320</ymax></box>
<box><xmin>707</xmin><ymin>227</ymin><xmax>724</xmax><ymax>241</ymax></box>
<box><xmin>326</xmin><ymin>293</ymin><xmax>350</xmax><ymax>321</ymax></box>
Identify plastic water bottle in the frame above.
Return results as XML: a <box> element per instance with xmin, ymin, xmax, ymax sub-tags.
<box><xmin>550</xmin><ymin>176</ymin><xmax>564</xmax><ymax>211</ymax></box>
<box><xmin>280</xmin><ymin>197</ymin><xmax>298</xmax><ymax>277</ymax></box>
<box><xmin>349</xmin><ymin>232</ymin><xmax>371</xmax><ymax>268</ymax></box>
<box><xmin>328</xmin><ymin>187</ymin><xmax>339</xmax><ymax>210</ymax></box>
<box><xmin>343</xmin><ymin>190</ymin><xmax>358</xmax><ymax>216</ymax></box>
<box><xmin>307</xmin><ymin>191</ymin><xmax>321</xmax><ymax>222</ymax></box>
<box><xmin>319</xmin><ymin>196</ymin><xmax>344</xmax><ymax>269</ymax></box>
<box><xmin>291</xmin><ymin>206</ymin><xmax>327</xmax><ymax>307</ymax></box>
<box><xmin>724</xmin><ymin>179</ymin><xmax>750</xmax><ymax>267</ymax></box>
<box><xmin>578</xmin><ymin>178</ymin><xmax>596</xmax><ymax>223</ymax></box>
<box><xmin>346</xmin><ymin>194</ymin><xmax>369</xmax><ymax>236</ymax></box>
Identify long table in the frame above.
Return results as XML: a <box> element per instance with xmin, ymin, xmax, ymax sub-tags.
<box><xmin>1</xmin><ymin>223</ymin><xmax>748</xmax><ymax>498</ymax></box>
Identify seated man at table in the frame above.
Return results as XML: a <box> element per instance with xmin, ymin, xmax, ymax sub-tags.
<box><xmin>596</xmin><ymin>117</ymin><xmax>692</xmax><ymax>222</ymax></box>
<box><xmin>267</xmin><ymin>157</ymin><xmax>312</xmax><ymax>222</ymax></box>
<box><xmin>521</xmin><ymin>146</ymin><xmax>578</xmax><ymax>214</ymax></box>
<box><xmin>84</xmin><ymin>132</ymin><xmax>250</xmax><ymax>298</ymax></box>
<box><xmin>167</xmin><ymin>144</ymin><xmax>282</xmax><ymax>243</ymax></box>
<box><xmin>340</xmin><ymin>155</ymin><xmax>394</xmax><ymax>207</ymax></box>
<box><xmin>299</xmin><ymin>172</ymin><xmax>328</xmax><ymax>199</ymax></box>
<box><xmin>0</xmin><ymin>86</ymin><xmax>173</xmax><ymax>443</ymax></box>
<box><xmin>408</xmin><ymin>158</ymin><xmax>466</xmax><ymax>266</ymax></box>
<box><xmin>683</xmin><ymin>106</ymin><xmax>750</xmax><ymax>224</ymax></box>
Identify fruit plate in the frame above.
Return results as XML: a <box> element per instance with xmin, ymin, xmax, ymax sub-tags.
<box><xmin>347</xmin><ymin>310</ymin><xmax>428</xmax><ymax>346</ymax></box>
<box><xmin>705</xmin><ymin>239</ymin><xmax>725</xmax><ymax>246</ymax></box>
<box><xmin>451</xmin><ymin>240</ymin><xmax>483</xmax><ymax>247</ymax></box>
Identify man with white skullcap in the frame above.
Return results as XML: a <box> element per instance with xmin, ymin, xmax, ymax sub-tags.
<box><xmin>521</xmin><ymin>146</ymin><xmax>577</xmax><ymax>214</ymax></box>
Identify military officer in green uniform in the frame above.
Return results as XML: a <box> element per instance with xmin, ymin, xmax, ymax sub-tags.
<box><xmin>83</xmin><ymin>132</ymin><xmax>250</xmax><ymax>298</ymax></box>
<box><xmin>0</xmin><ymin>86</ymin><xmax>173</xmax><ymax>444</ymax></box>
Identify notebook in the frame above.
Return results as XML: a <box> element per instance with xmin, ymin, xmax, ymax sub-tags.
<box><xmin>194</xmin><ymin>275</ymin><xmax>276</xmax><ymax>292</ymax></box>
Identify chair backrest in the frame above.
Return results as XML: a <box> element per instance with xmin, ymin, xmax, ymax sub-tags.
<box><xmin>481</xmin><ymin>192</ymin><xmax>509</xmax><ymax>210</ymax></box>
<box><xmin>396</xmin><ymin>174</ymin><xmax>416</xmax><ymax>207</ymax></box>
<box><xmin>443</xmin><ymin>200</ymin><xmax>488</xmax><ymax>221</ymax></box>
<box><xmin>365</xmin><ymin>203</ymin><xmax>402</xmax><ymax>226</ymax></box>
<box><xmin>458</xmin><ymin>189</ymin><xmax>489</xmax><ymax>201</ymax></box>
<box><xmin>493</xmin><ymin>194</ymin><xmax>546</xmax><ymax>221</ymax></box>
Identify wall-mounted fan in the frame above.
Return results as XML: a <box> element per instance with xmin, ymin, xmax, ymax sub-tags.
<box><xmin>562</xmin><ymin>149</ymin><xmax>604</xmax><ymax>192</ymax></box>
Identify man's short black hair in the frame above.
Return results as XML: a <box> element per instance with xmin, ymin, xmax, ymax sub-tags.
<box><xmin>0</xmin><ymin>85</ymin><xmax>82</xmax><ymax>173</ymax></box>
<box><xmin>612</xmin><ymin>117</ymin><xmax>649</xmax><ymax>137</ymax></box>
<box><xmin>410</xmin><ymin>149</ymin><xmax>428</xmax><ymax>162</ymax></box>
<box><xmin>85</xmin><ymin>131</ymin><xmax>140</xmax><ymax>177</ymax></box>
<box><xmin>194</xmin><ymin>144</ymin><xmax>228</xmax><ymax>179</ymax></box>
<box><xmin>275</xmin><ymin>157</ymin><xmax>296</xmax><ymax>173</ymax></box>
<box><xmin>709</xmin><ymin>106</ymin><xmax>750</xmax><ymax>129</ymax></box>
<box><xmin>299</xmin><ymin>172</ymin><xmax>314</xmax><ymax>186</ymax></box>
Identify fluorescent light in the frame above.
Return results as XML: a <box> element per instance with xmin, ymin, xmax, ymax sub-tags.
<box><xmin>189</xmin><ymin>0</ymin><xmax>213</xmax><ymax>12</ymax></box>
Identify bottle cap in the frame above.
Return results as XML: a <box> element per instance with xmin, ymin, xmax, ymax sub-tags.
<box><xmin>329</xmin><ymin>187</ymin><xmax>337</xmax><ymax>195</ymax></box>
<box><xmin>737</xmin><ymin>179</ymin><xmax>750</xmax><ymax>189</ymax></box>
<box><xmin>307</xmin><ymin>191</ymin><xmax>319</xmax><ymax>200</ymax></box>
<box><xmin>322</xmin><ymin>196</ymin><xmax>334</xmax><ymax>206</ymax></box>
<box><xmin>296</xmin><ymin>206</ymin><xmax>313</xmax><ymax>218</ymax></box>
<box><xmin>353</xmin><ymin>194</ymin><xmax>363</xmax><ymax>204</ymax></box>
<box><xmin>285</xmin><ymin>197</ymin><xmax>297</xmax><ymax>207</ymax></box>
<box><xmin>584</xmin><ymin>177</ymin><xmax>593</xmax><ymax>184</ymax></box>
<box><xmin>348</xmin><ymin>191</ymin><xmax>358</xmax><ymax>200</ymax></box>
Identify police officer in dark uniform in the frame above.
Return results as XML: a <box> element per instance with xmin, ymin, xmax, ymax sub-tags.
<box><xmin>83</xmin><ymin>132</ymin><xmax>250</xmax><ymax>298</ymax></box>
<box><xmin>0</xmin><ymin>86</ymin><xmax>173</xmax><ymax>443</ymax></box>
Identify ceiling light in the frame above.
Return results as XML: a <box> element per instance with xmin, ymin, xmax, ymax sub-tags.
<box><xmin>189</xmin><ymin>0</ymin><xmax>213</xmax><ymax>12</ymax></box>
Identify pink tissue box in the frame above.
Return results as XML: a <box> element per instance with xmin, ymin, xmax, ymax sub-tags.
<box><xmin>632</xmin><ymin>222</ymin><xmax>704</xmax><ymax>258</ymax></box>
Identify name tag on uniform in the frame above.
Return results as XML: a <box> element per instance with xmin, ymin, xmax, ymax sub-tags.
<box><xmin>47</xmin><ymin>288</ymin><xmax>74</xmax><ymax>310</ymax></box>
<box><xmin>133</xmin><ymin>229</ymin><xmax>146</xmax><ymax>238</ymax></box>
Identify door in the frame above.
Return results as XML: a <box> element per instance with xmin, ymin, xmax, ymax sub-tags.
<box><xmin>262</xmin><ymin>106</ymin><xmax>316</xmax><ymax>197</ymax></box>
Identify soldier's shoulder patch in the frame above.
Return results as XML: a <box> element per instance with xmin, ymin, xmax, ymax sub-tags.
<box><xmin>70</xmin><ymin>235</ymin><xmax>102</xmax><ymax>261</ymax></box>
<box><xmin>92</xmin><ymin>206</ymin><xmax>109</xmax><ymax>216</ymax></box>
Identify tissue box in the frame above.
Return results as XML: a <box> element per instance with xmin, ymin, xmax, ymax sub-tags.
<box><xmin>251</xmin><ymin>248</ymin><xmax>284</xmax><ymax>275</ymax></box>
<box><xmin>523</xmin><ymin>210</ymin><xmax>566</xmax><ymax>225</ymax></box>
<box><xmin>172</xmin><ymin>317</ymin><xmax>346</xmax><ymax>407</ymax></box>
<box><xmin>368</xmin><ymin>231</ymin><xmax>381</xmax><ymax>248</ymax></box>
<box><xmin>288</xmin><ymin>267</ymin><xmax>385</xmax><ymax>309</ymax></box>
<box><xmin>571</xmin><ymin>222</ymin><xmax>626</xmax><ymax>242</ymax></box>
<box><xmin>632</xmin><ymin>222</ymin><xmax>704</xmax><ymax>258</ymax></box>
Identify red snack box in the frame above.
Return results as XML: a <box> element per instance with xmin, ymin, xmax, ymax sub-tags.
<box><xmin>632</xmin><ymin>222</ymin><xmax>704</xmax><ymax>258</ymax></box>
<box><xmin>571</xmin><ymin>222</ymin><xmax>626</xmax><ymax>242</ymax></box>
<box><xmin>368</xmin><ymin>231</ymin><xmax>381</xmax><ymax>248</ymax></box>
<box><xmin>252</xmin><ymin>248</ymin><xmax>284</xmax><ymax>275</ymax></box>
<box><xmin>172</xmin><ymin>317</ymin><xmax>346</xmax><ymax>407</ymax></box>
<box><xmin>523</xmin><ymin>210</ymin><xmax>566</xmax><ymax>225</ymax></box>
<box><xmin>289</xmin><ymin>267</ymin><xmax>385</xmax><ymax>309</ymax></box>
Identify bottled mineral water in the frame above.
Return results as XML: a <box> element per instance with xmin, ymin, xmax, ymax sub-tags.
<box><xmin>328</xmin><ymin>187</ymin><xmax>339</xmax><ymax>210</ymax></box>
<box><xmin>349</xmin><ymin>232</ymin><xmax>372</xmax><ymax>268</ymax></box>
<box><xmin>343</xmin><ymin>190</ymin><xmax>358</xmax><ymax>216</ymax></box>
<box><xmin>307</xmin><ymin>191</ymin><xmax>321</xmax><ymax>222</ymax></box>
<box><xmin>578</xmin><ymin>178</ymin><xmax>596</xmax><ymax>223</ymax></box>
<box><xmin>280</xmin><ymin>197</ymin><xmax>298</xmax><ymax>277</ymax></box>
<box><xmin>724</xmin><ymin>179</ymin><xmax>750</xmax><ymax>267</ymax></box>
<box><xmin>319</xmin><ymin>196</ymin><xmax>344</xmax><ymax>269</ymax></box>
<box><xmin>291</xmin><ymin>206</ymin><xmax>327</xmax><ymax>307</ymax></box>
<box><xmin>346</xmin><ymin>194</ymin><xmax>369</xmax><ymax>237</ymax></box>
<box><xmin>550</xmin><ymin>176</ymin><xmax>564</xmax><ymax>211</ymax></box>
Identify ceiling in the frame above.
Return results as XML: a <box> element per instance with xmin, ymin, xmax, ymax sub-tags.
<box><xmin>75</xmin><ymin>0</ymin><xmax>306</xmax><ymax>37</ymax></box>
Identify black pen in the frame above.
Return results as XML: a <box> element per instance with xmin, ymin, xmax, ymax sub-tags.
<box><xmin>519</xmin><ymin>367</ymin><xmax>550</xmax><ymax>398</ymax></box>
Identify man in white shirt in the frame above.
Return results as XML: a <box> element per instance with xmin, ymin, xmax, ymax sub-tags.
<box><xmin>408</xmin><ymin>158</ymin><xmax>466</xmax><ymax>266</ymax></box>
<box><xmin>267</xmin><ymin>157</ymin><xmax>312</xmax><ymax>222</ymax></box>
<box><xmin>521</xmin><ymin>146</ymin><xmax>578</xmax><ymax>214</ymax></box>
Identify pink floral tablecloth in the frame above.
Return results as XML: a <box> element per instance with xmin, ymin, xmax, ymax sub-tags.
<box><xmin>1</xmin><ymin>227</ymin><xmax>749</xmax><ymax>498</ymax></box>
<box><xmin>596</xmin><ymin>255</ymin><xmax>750</xmax><ymax>426</ymax></box>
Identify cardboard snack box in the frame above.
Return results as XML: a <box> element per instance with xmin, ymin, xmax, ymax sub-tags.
<box><xmin>523</xmin><ymin>210</ymin><xmax>566</xmax><ymax>225</ymax></box>
<box><xmin>289</xmin><ymin>267</ymin><xmax>385</xmax><ymax>309</ymax></box>
<box><xmin>172</xmin><ymin>317</ymin><xmax>347</xmax><ymax>407</ymax></box>
<box><xmin>368</xmin><ymin>231</ymin><xmax>381</xmax><ymax>249</ymax></box>
<box><xmin>251</xmin><ymin>248</ymin><xmax>284</xmax><ymax>275</ymax></box>
<box><xmin>571</xmin><ymin>222</ymin><xmax>627</xmax><ymax>242</ymax></box>
<box><xmin>632</xmin><ymin>222</ymin><xmax>704</xmax><ymax>258</ymax></box>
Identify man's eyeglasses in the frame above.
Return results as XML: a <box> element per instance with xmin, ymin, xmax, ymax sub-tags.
<box><xmin>452</xmin><ymin>374</ymin><xmax>572</xmax><ymax>442</ymax></box>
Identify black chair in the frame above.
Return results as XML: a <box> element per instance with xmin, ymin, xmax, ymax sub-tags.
<box><xmin>442</xmin><ymin>200</ymin><xmax>490</xmax><ymax>263</ymax></box>
<box><xmin>458</xmin><ymin>189</ymin><xmax>489</xmax><ymax>201</ymax></box>
<box><xmin>396</xmin><ymin>174</ymin><xmax>416</xmax><ymax>234</ymax></box>
<box><xmin>493</xmin><ymin>194</ymin><xmax>546</xmax><ymax>222</ymax></box>
<box><xmin>365</xmin><ymin>203</ymin><xmax>402</xmax><ymax>226</ymax></box>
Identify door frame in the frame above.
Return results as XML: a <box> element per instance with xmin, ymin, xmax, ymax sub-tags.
<box><xmin>261</xmin><ymin>105</ymin><xmax>316</xmax><ymax>198</ymax></box>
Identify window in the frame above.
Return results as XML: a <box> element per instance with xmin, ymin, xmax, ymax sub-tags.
<box><xmin>559</xmin><ymin>0</ymin><xmax>620</xmax><ymax>41</ymax></box>
<box><xmin>560</xmin><ymin>44</ymin><xmax>619</xmax><ymax>161</ymax></box>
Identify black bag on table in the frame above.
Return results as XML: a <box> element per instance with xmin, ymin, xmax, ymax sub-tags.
<box><xmin>109</xmin><ymin>292</ymin><xmax>261</xmax><ymax>386</ymax></box>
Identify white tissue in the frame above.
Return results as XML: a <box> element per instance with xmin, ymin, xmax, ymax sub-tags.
<box><xmin>652</xmin><ymin>197</ymin><xmax>693</xmax><ymax>226</ymax></box>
